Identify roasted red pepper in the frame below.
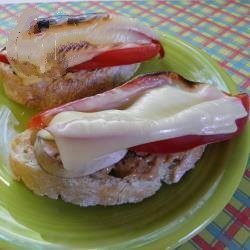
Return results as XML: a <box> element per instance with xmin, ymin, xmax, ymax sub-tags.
<box><xmin>67</xmin><ymin>41</ymin><xmax>163</xmax><ymax>72</ymax></box>
<box><xmin>1</xmin><ymin>40</ymin><xmax>163</xmax><ymax>72</ymax></box>
<box><xmin>0</xmin><ymin>53</ymin><xmax>9</xmax><ymax>64</ymax></box>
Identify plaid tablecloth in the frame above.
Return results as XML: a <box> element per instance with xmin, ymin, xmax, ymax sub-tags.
<box><xmin>0</xmin><ymin>1</ymin><xmax>249</xmax><ymax>249</ymax></box>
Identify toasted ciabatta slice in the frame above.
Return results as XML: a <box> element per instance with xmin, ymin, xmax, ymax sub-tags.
<box><xmin>9</xmin><ymin>129</ymin><xmax>205</xmax><ymax>206</ymax></box>
<box><xmin>0</xmin><ymin>63</ymin><xmax>138</xmax><ymax>110</ymax></box>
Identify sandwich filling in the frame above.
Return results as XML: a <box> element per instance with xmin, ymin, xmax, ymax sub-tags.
<box><xmin>35</xmin><ymin>73</ymin><xmax>248</xmax><ymax>176</ymax></box>
<box><xmin>4</xmin><ymin>9</ymin><xmax>163</xmax><ymax>81</ymax></box>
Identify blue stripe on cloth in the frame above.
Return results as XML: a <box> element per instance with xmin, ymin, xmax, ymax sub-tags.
<box><xmin>206</xmin><ymin>223</ymin><xmax>241</xmax><ymax>249</ymax></box>
<box><xmin>233</xmin><ymin>190</ymin><xmax>250</xmax><ymax>207</ymax></box>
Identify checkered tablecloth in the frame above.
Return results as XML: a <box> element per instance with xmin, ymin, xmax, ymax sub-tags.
<box><xmin>0</xmin><ymin>1</ymin><xmax>249</xmax><ymax>249</ymax></box>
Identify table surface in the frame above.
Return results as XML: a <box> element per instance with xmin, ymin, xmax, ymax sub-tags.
<box><xmin>0</xmin><ymin>1</ymin><xmax>249</xmax><ymax>249</ymax></box>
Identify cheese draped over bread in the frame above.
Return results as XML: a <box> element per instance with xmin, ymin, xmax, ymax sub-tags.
<box><xmin>39</xmin><ymin>83</ymin><xmax>247</xmax><ymax>173</ymax></box>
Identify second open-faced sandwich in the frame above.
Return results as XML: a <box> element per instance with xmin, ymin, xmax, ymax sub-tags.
<box><xmin>0</xmin><ymin>10</ymin><xmax>163</xmax><ymax>110</ymax></box>
<box><xmin>9</xmin><ymin>72</ymin><xmax>249</xmax><ymax>206</ymax></box>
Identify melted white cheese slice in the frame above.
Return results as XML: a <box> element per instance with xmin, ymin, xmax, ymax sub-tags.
<box><xmin>44</xmin><ymin>84</ymin><xmax>247</xmax><ymax>172</ymax></box>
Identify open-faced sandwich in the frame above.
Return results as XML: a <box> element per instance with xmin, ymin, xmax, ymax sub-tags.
<box><xmin>0</xmin><ymin>10</ymin><xmax>163</xmax><ymax>110</ymax></box>
<box><xmin>9</xmin><ymin>72</ymin><xmax>249</xmax><ymax>206</ymax></box>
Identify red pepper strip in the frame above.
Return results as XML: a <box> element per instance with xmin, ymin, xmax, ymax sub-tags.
<box><xmin>0</xmin><ymin>40</ymin><xmax>163</xmax><ymax>71</ymax></box>
<box><xmin>67</xmin><ymin>41</ymin><xmax>162</xmax><ymax>72</ymax></box>
<box><xmin>130</xmin><ymin>93</ymin><xmax>249</xmax><ymax>154</ymax></box>
<box><xmin>0</xmin><ymin>54</ymin><xmax>9</xmax><ymax>64</ymax></box>
<box><xmin>29</xmin><ymin>72</ymin><xmax>171</xmax><ymax>129</ymax></box>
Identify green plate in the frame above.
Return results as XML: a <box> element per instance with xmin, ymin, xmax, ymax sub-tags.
<box><xmin>0</xmin><ymin>34</ymin><xmax>249</xmax><ymax>250</ymax></box>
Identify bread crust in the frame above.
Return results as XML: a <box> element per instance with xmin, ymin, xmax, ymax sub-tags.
<box><xmin>0</xmin><ymin>63</ymin><xmax>139</xmax><ymax>110</ymax></box>
<box><xmin>9</xmin><ymin>130</ymin><xmax>205</xmax><ymax>206</ymax></box>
